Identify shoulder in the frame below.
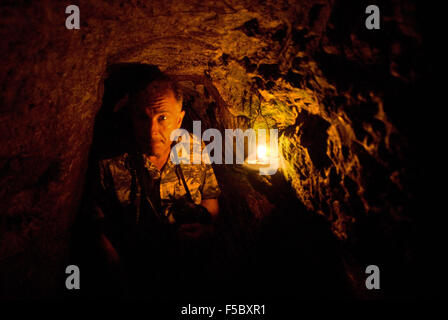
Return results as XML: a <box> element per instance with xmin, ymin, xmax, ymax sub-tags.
<box><xmin>171</xmin><ymin>131</ymin><xmax>209</xmax><ymax>165</ymax></box>
<box><xmin>99</xmin><ymin>153</ymin><xmax>129</xmax><ymax>165</ymax></box>
<box><xmin>98</xmin><ymin>153</ymin><xmax>132</xmax><ymax>177</ymax></box>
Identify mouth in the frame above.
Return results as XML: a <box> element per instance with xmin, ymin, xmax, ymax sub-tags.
<box><xmin>150</xmin><ymin>140</ymin><xmax>164</xmax><ymax>146</ymax></box>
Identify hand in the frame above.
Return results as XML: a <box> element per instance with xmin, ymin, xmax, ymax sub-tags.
<box><xmin>171</xmin><ymin>199</ymin><xmax>212</xmax><ymax>225</ymax></box>
<box><xmin>178</xmin><ymin>222</ymin><xmax>214</xmax><ymax>240</ymax></box>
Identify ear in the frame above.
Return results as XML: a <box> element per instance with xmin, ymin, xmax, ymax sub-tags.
<box><xmin>176</xmin><ymin>109</ymin><xmax>185</xmax><ymax>128</ymax></box>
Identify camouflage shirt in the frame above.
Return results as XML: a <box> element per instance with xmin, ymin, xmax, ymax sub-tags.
<box><xmin>95</xmin><ymin>133</ymin><xmax>220</xmax><ymax>226</ymax></box>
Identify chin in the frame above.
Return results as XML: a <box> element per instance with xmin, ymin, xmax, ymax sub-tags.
<box><xmin>137</xmin><ymin>141</ymin><xmax>167</xmax><ymax>157</ymax></box>
<box><xmin>149</xmin><ymin>145</ymin><xmax>167</xmax><ymax>157</ymax></box>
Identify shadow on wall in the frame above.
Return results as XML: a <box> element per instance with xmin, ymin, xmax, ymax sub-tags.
<box><xmin>91</xmin><ymin>63</ymin><xmax>163</xmax><ymax>160</ymax></box>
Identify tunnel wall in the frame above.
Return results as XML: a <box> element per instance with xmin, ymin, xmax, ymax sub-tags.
<box><xmin>0</xmin><ymin>0</ymin><xmax>426</xmax><ymax>297</ymax></box>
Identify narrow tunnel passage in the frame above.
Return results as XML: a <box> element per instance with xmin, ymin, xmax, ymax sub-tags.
<box><xmin>70</xmin><ymin>64</ymin><xmax>353</xmax><ymax>300</ymax></box>
<box><xmin>0</xmin><ymin>0</ymin><xmax>437</xmax><ymax>304</ymax></box>
<box><xmin>69</xmin><ymin>63</ymin><xmax>410</xmax><ymax>300</ymax></box>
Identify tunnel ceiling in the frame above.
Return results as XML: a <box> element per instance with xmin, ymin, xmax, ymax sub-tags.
<box><xmin>0</xmin><ymin>0</ymin><xmax>425</xmax><ymax>296</ymax></box>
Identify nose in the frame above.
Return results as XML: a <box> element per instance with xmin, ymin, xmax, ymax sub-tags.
<box><xmin>149</xmin><ymin>118</ymin><xmax>160</xmax><ymax>139</ymax></box>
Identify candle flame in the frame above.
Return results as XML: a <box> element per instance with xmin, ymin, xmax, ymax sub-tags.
<box><xmin>257</xmin><ymin>144</ymin><xmax>268</xmax><ymax>161</ymax></box>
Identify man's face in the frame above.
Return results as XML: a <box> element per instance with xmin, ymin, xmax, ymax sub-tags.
<box><xmin>131</xmin><ymin>90</ymin><xmax>185</xmax><ymax>157</ymax></box>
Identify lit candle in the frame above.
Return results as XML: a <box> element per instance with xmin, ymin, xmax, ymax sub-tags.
<box><xmin>257</xmin><ymin>144</ymin><xmax>268</xmax><ymax>163</ymax></box>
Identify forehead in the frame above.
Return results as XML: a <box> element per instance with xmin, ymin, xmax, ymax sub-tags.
<box><xmin>134</xmin><ymin>90</ymin><xmax>180</xmax><ymax>114</ymax></box>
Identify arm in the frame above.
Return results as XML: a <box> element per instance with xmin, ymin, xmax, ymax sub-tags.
<box><xmin>89</xmin><ymin>160</ymin><xmax>122</xmax><ymax>266</ymax></box>
<box><xmin>199</xmin><ymin>161</ymin><xmax>221</xmax><ymax>219</ymax></box>
<box><xmin>93</xmin><ymin>204</ymin><xmax>121</xmax><ymax>265</ymax></box>
<box><xmin>178</xmin><ymin>152</ymin><xmax>221</xmax><ymax>238</ymax></box>
<box><xmin>100</xmin><ymin>232</ymin><xmax>120</xmax><ymax>265</ymax></box>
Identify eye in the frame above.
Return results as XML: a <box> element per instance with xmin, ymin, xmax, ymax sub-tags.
<box><xmin>158</xmin><ymin>115</ymin><xmax>168</xmax><ymax>121</ymax></box>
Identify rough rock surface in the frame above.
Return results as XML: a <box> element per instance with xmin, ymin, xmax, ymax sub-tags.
<box><xmin>0</xmin><ymin>0</ymin><xmax>429</xmax><ymax>297</ymax></box>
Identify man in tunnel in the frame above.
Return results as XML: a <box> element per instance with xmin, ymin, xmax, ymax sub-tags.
<box><xmin>87</xmin><ymin>74</ymin><xmax>221</xmax><ymax>298</ymax></box>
